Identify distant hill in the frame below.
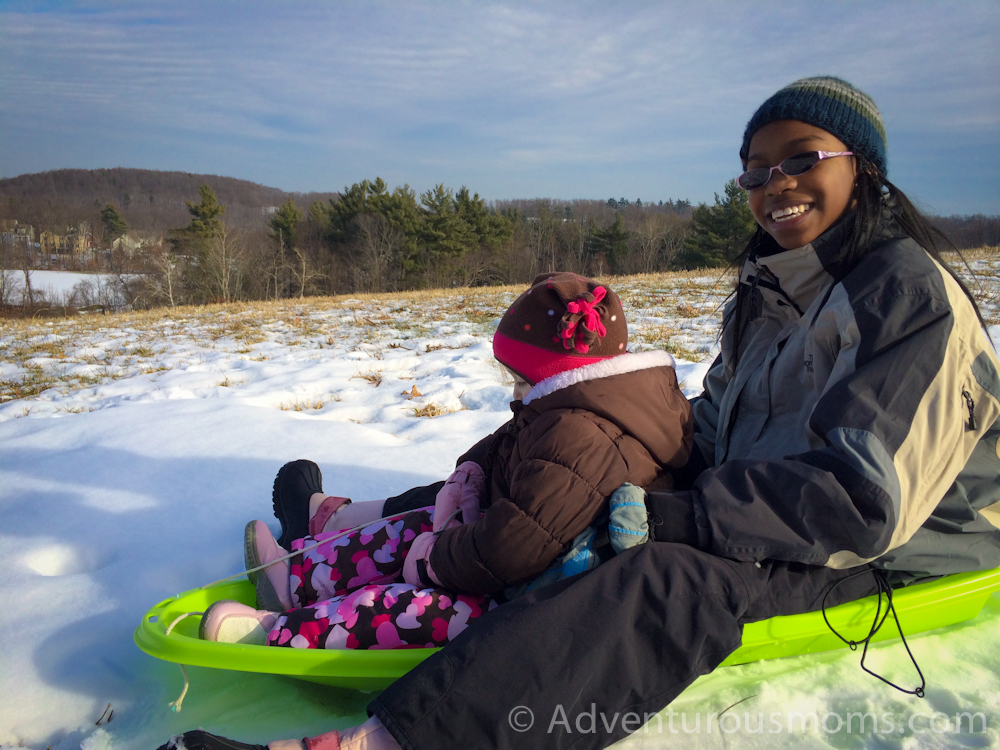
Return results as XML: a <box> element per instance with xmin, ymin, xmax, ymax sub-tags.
<box><xmin>0</xmin><ymin>168</ymin><xmax>339</xmax><ymax>232</ymax></box>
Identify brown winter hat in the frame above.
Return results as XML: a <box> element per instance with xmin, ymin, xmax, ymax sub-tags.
<box><xmin>493</xmin><ymin>272</ymin><xmax>628</xmax><ymax>385</ymax></box>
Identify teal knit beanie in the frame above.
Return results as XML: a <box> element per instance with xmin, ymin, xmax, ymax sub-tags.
<box><xmin>740</xmin><ymin>76</ymin><xmax>887</xmax><ymax>176</ymax></box>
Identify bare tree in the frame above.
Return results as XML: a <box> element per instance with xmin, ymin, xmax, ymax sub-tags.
<box><xmin>560</xmin><ymin>219</ymin><xmax>590</xmax><ymax>274</ymax></box>
<box><xmin>290</xmin><ymin>244</ymin><xmax>323</xmax><ymax>298</ymax></box>
<box><xmin>268</xmin><ymin>227</ymin><xmax>291</xmax><ymax>300</ymax></box>
<box><xmin>140</xmin><ymin>246</ymin><xmax>183</xmax><ymax>307</ymax></box>
<box><xmin>629</xmin><ymin>213</ymin><xmax>665</xmax><ymax>274</ymax></box>
<box><xmin>236</xmin><ymin>223</ymin><xmax>278</xmax><ymax>301</ymax></box>
<box><xmin>201</xmin><ymin>223</ymin><xmax>246</xmax><ymax>303</ymax></box>
<box><xmin>660</xmin><ymin>217</ymin><xmax>689</xmax><ymax>269</ymax></box>
<box><xmin>627</xmin><ymin>212</ymin><xmax>690</xmax><ymax>274</ymax></box>
<box><xmin>19</xmin><ymin>248</ymin><xmax>34</xmax><ymax>312</ymax></box>
<box><xmin>0</xmin><ymin>232</ymin><xmax>17</xmax><ymax>307</ymax></box>
<box><xmin>492</xmin><ymin>228</ymin><xmax>538</xmax><ymax>285</ymax></box>
<box><xmin>526</xmin><ymin>209</ymin><xmax>557</xmax><ymax>273</ymax></box>
<box><xmin>351</xmin><ymin>212</ymin><xmax>402</xmax><ymax>292</ymax></box>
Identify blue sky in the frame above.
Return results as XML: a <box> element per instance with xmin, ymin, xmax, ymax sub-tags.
<box><xmin>1</xmin><ymin>1</ymin><xmax>998</xmax><ymax>214</ymax></box>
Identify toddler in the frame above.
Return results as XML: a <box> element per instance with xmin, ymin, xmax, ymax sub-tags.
<box><xmin>200</xmin><ymin>272</ymin><xmax>692</xmax><ymax>650</ymax></box>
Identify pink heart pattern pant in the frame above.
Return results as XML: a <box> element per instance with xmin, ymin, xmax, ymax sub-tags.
<box><xmin>265</xmin><ymin>507</ymin><xmax>494</xmax><ymax>650</ymax></box>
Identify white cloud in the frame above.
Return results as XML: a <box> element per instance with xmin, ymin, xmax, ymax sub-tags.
<box><xmin>0</xmin><ymin>0</ymin><xmax>997</xmax><ymax>212</ymax></box>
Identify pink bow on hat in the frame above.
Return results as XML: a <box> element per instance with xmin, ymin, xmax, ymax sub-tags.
<box><xmin>561</xmin><ymin>286</ymin><xmax>608</xmax><ymax>353</ymax></box>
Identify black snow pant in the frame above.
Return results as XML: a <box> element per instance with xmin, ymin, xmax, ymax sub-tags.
<box><xmin>383</xmin><ymin>481</ymin><xmax>445</xmax><ymax>517</ymax></box>
<box><xmin>368</xmin><ymin>541</ymin><xmax>880</xmax><ymax>750</ymax></box>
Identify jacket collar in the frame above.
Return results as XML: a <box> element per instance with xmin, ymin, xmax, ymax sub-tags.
<box><xmin>742</xmin><ymin>201</ymin><xmax>907</xmax><ymax>314</ymax></box>
<box><xmin>741</xmin><ymin>212</ymin><xmax>855</xmax><ymax>314</ymax></box>
<box><xmin>521</xmin><ymin>350</ymin><xmax>675</xmax><ymax>405</ymax></box>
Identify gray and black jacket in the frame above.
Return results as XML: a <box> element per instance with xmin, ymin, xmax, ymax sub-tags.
<box><xmin>681</xmin><ymin>217</ymin><xmax>1000</xmax><ymax>581</ymax></box>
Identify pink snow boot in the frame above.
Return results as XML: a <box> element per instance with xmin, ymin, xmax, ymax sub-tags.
<box><xmin>244</xmin><ymin>520</ymin><xmax>292</xmax><ymax>611</ymax></box>
<box><xmin>199</xmin><ymin>600</ymin><xmax>278</xmax><ymax>645</ymax></box>
<box><xmin>305</xmin><ymin>717</ymin><xmax>400</xmax><ymax>749</ymax></box>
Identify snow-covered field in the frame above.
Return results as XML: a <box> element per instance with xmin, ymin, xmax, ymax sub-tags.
<box><xmin>2</xmin><ymin>270</ymin><xmax>124</xmax><ymax>306</ymax></box>
<box><xmin>1</xmin><ymin>259</ymin><xmax>999</xmax><ymax>750</ymax></box>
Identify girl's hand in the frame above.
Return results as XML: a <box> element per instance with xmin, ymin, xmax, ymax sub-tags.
<box><xmin>433</xmin><ymin>461</ymin><xmax>486</xmax><ymax>532</ymax></box>
<box><xmin>403</xmin><ymin>531</ymin><xmax>441</xmax><ymax>588</ymax></box>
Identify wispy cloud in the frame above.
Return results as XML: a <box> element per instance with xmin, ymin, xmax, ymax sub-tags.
<box><xmin>1</xmin><ymin>0</ymin><xmax>997</xmax><ymax>212</ymax></box>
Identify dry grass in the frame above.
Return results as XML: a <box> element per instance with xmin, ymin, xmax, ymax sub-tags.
<box><xmin>0</xmin><ymin>365</ymin><xmax>54</xmax><ymax>402</ymax></box>
<box><xmin>411</xmin><ymin>402</ymin><xmax>457</xmax><ymax>418</ymax></box>
<box><xmin>2</xmin><ymin>257</ymin><xmax>997</xmax><ymax>409</ymax></box>
<box><xmin>942</xmin><ymin>246</ymin><xmax>1000</xmax><ymax>262</ymax></box>
<box><xmin>351</xmin><ymin>370</ymin><xmax>384</xmax><ymax>387</ymax></box>
<box><xmin>279</xmin><ymin>393</ymin><xmax>341</xmax><ymax>411</ymax></box>
<box><xmin>55</xmin><ymin>404</ymin><xmax>92</xmax><ymax>414</ymax></box>
<box><xmin>0</xmin><ymin>267</ymin><xmax>761</xmax><ymax>341</ymax></box>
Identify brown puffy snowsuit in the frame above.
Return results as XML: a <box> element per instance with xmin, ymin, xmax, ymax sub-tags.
<box><xmin>430</xmin><ymin>350</ymin><xmax>693</xmax><ymax>595</ymax></box>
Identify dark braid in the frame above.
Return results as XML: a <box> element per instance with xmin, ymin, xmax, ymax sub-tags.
<box><xmin>723</xmin><ymin>156</ymin><xmax>990</xmax><ymax>369</ymax></box>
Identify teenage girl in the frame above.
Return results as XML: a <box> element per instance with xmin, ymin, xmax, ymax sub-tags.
<box><xmin>160</xmin><ymin>77</ymin><xmax>1000</xmax><ymax>750</ymax></box>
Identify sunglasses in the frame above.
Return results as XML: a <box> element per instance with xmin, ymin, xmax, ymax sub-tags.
<box><xmin>737</xmin><ymin>150</ymin><xmax>854</xmax><ymax>191</ymax></box>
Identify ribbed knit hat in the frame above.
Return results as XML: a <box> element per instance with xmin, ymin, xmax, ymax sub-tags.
<box><xmin>740</xmin><ymin>76</ymin><xmax>887</xmax><ymax>176</ymax></box>
<box><xmin>493</xmin><ymin>272</ymin><xmax>627</xmax><ymax>385</ymax></box>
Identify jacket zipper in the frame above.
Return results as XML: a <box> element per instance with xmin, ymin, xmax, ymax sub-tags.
<box><xmin>747</xmin><ymin>262</ymin><xmax>762</xmax><ymax>321</ymax></box>
<box><xmin>747</xmin><ymin>260</ymin><xmax>804</xmax><ymax>319</ymax></box>
<box><xmin>962</xmin><ymin>389</ymin><xmax>977</xmax><ymax>430</ymax></box>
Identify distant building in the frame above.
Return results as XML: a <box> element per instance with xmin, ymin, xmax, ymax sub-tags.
<box><xmin>1</xmin><ymin>220</ymin><xmax>35</xmax><ymax>244</ymax></box>
<box><xmin>112</xmin><ymin>233</ymin><xmax>140</xmax><ymax>255</ymax></box>
<box><xmin>112</xmin><ymin>232</ymin><xmax>163</xmax><ymax>258</ymax></box>
<box><xmin>262</xmin><ymin>206</ymin><xmax>279</xmax><ymax>215</ymax></box>
<box><xmin>40</xmin><ymin>230</ymin><xmax>69</xmax><ymax>256</ymax></box>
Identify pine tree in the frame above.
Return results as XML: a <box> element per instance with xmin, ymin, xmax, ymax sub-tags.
<box><xmin>420</xmin><ymin>184</ymin><xmax>475</xmax><ymax>257</ymax></box>
<box><xmin>592</xmin><ymin>212</ymin><xmax>630</xmax><ymax>274</ymax></box>
<box><xmin>178</xmin><ymin>184</ymin><xmax>225</xmax><ymax>248</ymax></box>
<box><xmin>100</xmin><ymin>203</ymin><xmax>127</xmax><ymax>240</ymax></box>
<box><xmin>269</xmin><ymin>199</ymin><xmax>302</xmax><ymax>250</ymax></box>
<box><xmin>454</xmin><ymin>186</ymin><xmax>513</xmax><ymax>250</ymax></box>
<box><xmin>168</xmin><ymin>185</ymin><xmax>228</xmax><ymax>303</ymax></box>
<box><xmin>674</xmin><ymin>180</ymin><xmax>756</xmax><ymax>269</ymax></box>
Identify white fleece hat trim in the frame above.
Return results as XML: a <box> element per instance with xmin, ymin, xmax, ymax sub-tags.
<box><xmin>522</xmin><ymin>350</ymin><xmax>676</xmax><ymax>405</ymax></box>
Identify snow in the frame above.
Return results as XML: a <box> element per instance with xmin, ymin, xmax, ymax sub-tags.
<box><xmin>1</xmin><ymin>264</ymin><xmax>999</xmax><ymax>749</ymax></box>
<box><xmin>2</xmin><ymin>271</ymin><xmax>122</xmax><ymax>305</ymax></box>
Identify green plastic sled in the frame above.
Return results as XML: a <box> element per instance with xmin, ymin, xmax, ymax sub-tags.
<box><xmin>135</xmin><ymin>568</ymin><xmax>1000</xmax><ymax>691</ymax></box>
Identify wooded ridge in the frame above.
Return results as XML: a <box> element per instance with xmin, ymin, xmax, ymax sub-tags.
<box><xmin>0</xmin><ymin>168</ymin><xmax>339</xmax><ymax>231</ymax></box>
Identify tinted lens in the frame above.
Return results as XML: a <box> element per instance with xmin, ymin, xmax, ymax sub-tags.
<box><xmin>737</xmin><ymin>168</ymin><xmax>769</xmax><ymax>190</ymax></box>
<box><xmin>780</xmin><ymin>152</ymin><xmax>821</xmax><ymax>176</ymax></box>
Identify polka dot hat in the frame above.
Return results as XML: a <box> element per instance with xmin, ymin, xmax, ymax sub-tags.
<box><xmin>493</xmin><ymin>272</ymin><xmax>628</xmax><ymax>385</ymax></box>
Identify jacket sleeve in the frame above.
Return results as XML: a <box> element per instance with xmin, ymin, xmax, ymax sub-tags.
<box><xmin>689</xmin><ymin>354</ymin><xmax>726</xmax><ymax>469</ymax></box>
<box><xmin>689</xmin><ymin>257</ymin><xmax>1000</xmax><ymax>568</ymax></box>
<box><xmin>668</xmin><ymin>352</ymin><xmax>726</xmax><ymax>489</ymax></box>
<box><xmin>430</xmin><ymin>413</ymin><xmax>629</xmax><ymax>594</ymax></box>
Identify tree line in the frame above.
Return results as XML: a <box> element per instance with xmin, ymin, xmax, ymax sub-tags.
<box><xmin>94</xmin><ymin>179</ymin><xmax>708</xmax><ymax>308</ymax></box>
<box><xmin>3</xmin><ymin>171</ymin><xmax>997</xmax><ymax>313</ymax></box>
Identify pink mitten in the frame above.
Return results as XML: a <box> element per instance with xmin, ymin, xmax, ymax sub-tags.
<box><xmin>402</xmin><ymin>531</ymin><xmax>441</xmax><ymax>588</ymax></box>
<box><xmin>433</xmin><ymin>461</ymin><xmax>486</xmax><ymax>532</ymax></box>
